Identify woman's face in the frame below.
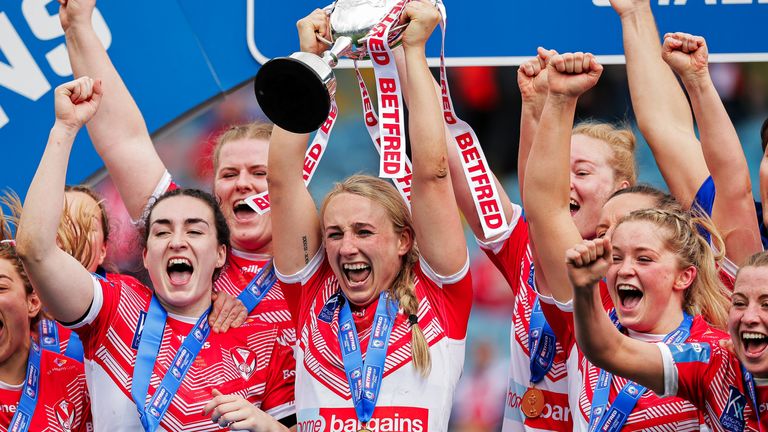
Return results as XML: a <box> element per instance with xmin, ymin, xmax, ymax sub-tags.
<box><xmin>0</xmin><ymin>257</ymin><xmax>39</xmax><ymax>366</ymax></box>
<box><xmin>607</xmin><ymin>220</ymin><xmax>695</xmax><ymax>334</ymax></box>
<box><xmin>143</xmin><ymin>195</ymin><xmax>226</xmax><ymax>317</ymax></box>
<box><xmin>595</xmin><ymin>193</ymin><xmax>659</xmax><ymax>240</ymax></box>
<box><xmin>213</xmin><ymin>138</ymin><xmax>272</xmax><ymax>254</ymax></box>
<box><xmin>322</xmin><ymin>193</ymin><xmax>412</xmax><ymax>308</ymax></box>
<box><xmin>569</xmin><ymin>134</ymin><xmax>627</xmax><ymax>240</ymax></box>
<box><xmin>729</xmin><ymin>266</ymin><xmax>768</xmax><ymax>377</ymax></box>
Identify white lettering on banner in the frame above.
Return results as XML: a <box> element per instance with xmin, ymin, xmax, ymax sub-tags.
<box><xmin>594</xmin><ymin>0</ymin><xmax>768</xmax><ymax>5</ymax></box>
<box><xmin>22</xmin><ymin>0</ymin><xmax>112</xmax><ymax>77</ymax></box>
<box><xmin>367</xmin><ymin>0</ymin><xmax>408</xmax><ymax>179</ymax></box>
<box><xmin>435</xmin><ymin>9</ymin><xmax>508</xmax><ymax>239</ymax></box>
<box><xmin>0</xmin><ymin>4</ymin><xmax>111</xmax><ymax>130</ymax></box>
<box><xmin>244</xmin><ymin>100</ymin><xmax>339</xmax><ymax>214</ymax></box>
<box><xmin>0</xmin><ymin>12</ymin><xmax>50</xmax><ymax>101</ymax></box>
<box><xmin>354</xmin><ymin>66</ymin><xmax>413</xmax><ymax>206</ymax></box>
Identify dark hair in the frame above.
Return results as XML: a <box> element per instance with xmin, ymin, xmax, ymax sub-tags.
<box><xmin>141</xmin><ymin>189</ymin><xmax>230</xmax><ymax>280</ymax></box>
<box><xmin>609</xmin><ymin>184</ymin><xmax>682</xmax><ymax>212</ymax></box>
<box><xmin>761</xmin><ymin>117</ymin><xmax>768</xmax><ymax>153</ymax></box>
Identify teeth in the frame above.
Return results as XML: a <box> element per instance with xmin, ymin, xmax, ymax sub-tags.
<box><xmin>234</xmin><ymin>199</ymin><xmax>246</xmax><ymax>207</ymax></box>
<box><xmin>742</xmin><ymin>332</ymin><xmax>768</xmax><ymax>340</ymax></box>
<box><xmin>343</xmin><ymin>263</ymin><xmax>370</xmax><ymax>271</ymax></box>
<box><xmin>617</xmin><ymin>284</ymin><xmax>640</xmax><ymax>292</ymax></box>
<box><xmin>168</xmin><ymin>258</ymin><xmax>191</xmax><ymax>267</ymax></box>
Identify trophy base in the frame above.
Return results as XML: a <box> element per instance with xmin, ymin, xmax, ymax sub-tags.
<box><xmin>254</xmin><ymin>57</ymin><xmax>332</xmax><ymax>134</ymax></box>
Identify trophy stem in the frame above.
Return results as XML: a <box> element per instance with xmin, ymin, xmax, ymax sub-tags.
<box><xmin>322</xmin><ymin>36</ymin><xmax>353</xmax><ymax>68</ymax></box>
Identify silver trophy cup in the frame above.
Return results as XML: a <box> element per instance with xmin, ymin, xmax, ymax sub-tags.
<box><xmin>254</xmin><ymin>0</ymin><xmax>408</xmax><ymax>134</ymax></box>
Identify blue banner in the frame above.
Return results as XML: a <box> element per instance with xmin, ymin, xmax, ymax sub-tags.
<box><xmin>2</xmin><ymin>0</ymin><xmax>767</xmax><ymax>197</ymax></box>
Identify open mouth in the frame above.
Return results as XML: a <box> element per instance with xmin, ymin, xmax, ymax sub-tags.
<box><xmin>617</xmin><ymin>284</ymin><xmax>643</xmax><ymax>310</ymax></box>
<box><xmin>570</xmin><ymin>199</ymin><xmax>580</xmax><ymax>216</ymax></box>
<box><xmin>741</xmin><ymin>331</ymin><xmax>768</xmax><ymax>357</ymax></box>
<box><xmin>233</xmin><ymin>199</ymin><xmax>257</xmax><ymax>221</ymax></box>
<box><xmin>343</xmin><ymin>263</ymin><xmax>371</xmax><ymax>285</ymax></box>
<box><xmin>167</xmin><ymin>257</ymin><xmax>193</xmax><ymax>285</ymax></box>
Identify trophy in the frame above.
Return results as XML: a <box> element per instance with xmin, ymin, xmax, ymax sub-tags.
<box><xmin>253</xmin><ymin>0</ymin><xmax>411</xmax><ymax>134</ymax></box>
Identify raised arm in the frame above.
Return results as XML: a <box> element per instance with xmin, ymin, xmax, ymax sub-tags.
<box><xmin>662</xmin><ymin>32</ymin><xmax>762</xmax><ymax>266</ymax></box>
<box><xmin>60</xmin><ymin>0</ymin><xmax>166</xmax><ymax>219</ymax></box>
<box><xmin>567</xmin><ymin>238</ymin><xmax>665</xmax><ymax>395</ymax></box>
<box><xmin>523</xmin><ymin>53</ymin><xmax>603</xmax><ymax>303</ymax></box>
<box><xmin>401</xmin><ymin>1</ymin><xmax>466</xmax><ymax>274</ymax></box>
<box><xmin>517</xmin><ymin>48</ymin><xmax>556</xmax><ymax>192</ymax></box>
<box><xmin>16</xmin><ymin>77</ymin><xmax>102</xmax><ymax>323</ymax></box>
<box><xmin>610</xmin><ymin>0</ymin><xmax>708</xmax><ymax>207</ymax></box>
<box><xmin>267</xmin><ymin>11</ymin><xmax>329</xmax><ymax>276</ymax></box>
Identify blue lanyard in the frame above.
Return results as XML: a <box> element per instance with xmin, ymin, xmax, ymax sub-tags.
<box><xmin>338</xmin><ymin>291</ymin><xmax>399</xmax><ymax>424</ymax></box>
<box><xmin>527</xmin><ymin>264</ymin><xmax>557</xmax><ymax>384</ymax></box>
<box><xmin>588</xmin><ymin>312</ymin><xmax>693</xmax><ymax>432</ymax></box>
<box><xmin>8</xmin><ymin>340</ymin><xmax>42</xmax><ymax>432</ymax></box>
<box><xmin>742</xmin><ymin>365</ymin><xmax>764</xmax><ymax>432</ymax></box>
<box><xmin>236</xmin><ymin>260</ymin><xmax>277</xmax><ymax>313</ymax></box>
<box><xmin>131</xmin><ymin>296</ymin><xmax>212</xmax><ymax>432</ymax></box>
<box><xmin>38</xmin><ymin>318</ymin><xmax>84</xmax><ymax>362</ymax></box>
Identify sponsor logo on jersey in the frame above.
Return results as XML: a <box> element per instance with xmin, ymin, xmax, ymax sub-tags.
<box><xmin>55</xmin><ymin>399</ymin><xmax>76</xmax><ymax>432</ymax></box>
<box><xmin>720</xmin><ymin>385</ymin><xmax>747</xmax><ymax>432</ymax></box>
<box><xmin>231</xmin><ymin>347</ymin><xmax>257</xmax><ymax>380</ymax></box>
<box><xmin>53</xmin><ymin>358</ymin><xmax>67</xmax><ymax>368</ymax></box>
<box><xmin>298</xmin><ymin>407</ymin><xmax>428</xmax><ymax>432</ymax></box>
<box><xmin>505</xmin><ymin>381</ymin><xmax>572</xmax><ymax>426</ymax></box>
<box><xmin>132</xmin><ymin>310</ymin><xmax>148</xmax><ymax>350</ymax></box>
<box><xmin>318</xmin><ymin>293</ymin><xmax>340</xmax><ymax>324</ymax></box>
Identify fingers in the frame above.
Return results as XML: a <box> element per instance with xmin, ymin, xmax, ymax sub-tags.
<box><xmin>663</xmin><ymin>32</ymin><xmax>706</xmax><ymax>54</ymax></box>
<box><xmin>296</xmin><ymin>8</ymin><xmax>330</xmax><ymax>53</ymax></box>
<box><xmin>565</xmin><ymin>238</ymin><xmax>609</xmax><ymax>267</ymax></box>
<box><xmin>209</xmin><ymin>292</ymin><xmax>246</xmax><ymax>333</ymax></box>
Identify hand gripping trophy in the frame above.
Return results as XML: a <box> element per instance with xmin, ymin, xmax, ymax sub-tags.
<box><xmin>253</xmin><ymin>0</ymin><xmax>425</xmax><ymax>134</ymax></box>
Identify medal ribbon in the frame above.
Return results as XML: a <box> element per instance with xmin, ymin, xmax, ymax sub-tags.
<box><xmin>338</xmin><ymin>291</ymin><xmax>399</xmax><ymax>424</ymax></box>
<box><xmin>353</xmin><ymin>64</ymin><xmax>413</xmax><ymax>206</ymax></box>
<box><xmin>435</xmin><ymin>6</ymin><xmax>508</xmax><ymax>239</ymax></box>
<box><xmin>7</xmin><ymin>340</ymin><xmax>42</xmax><ymax>432</ymax></box>
<box><xmin>38</xmin><ymin>318</ymin><xmax>84</xmax><ymax>362</ymax></box>
<box><xmin>588</xmin><ymin>312</ymin><xmax>693</xmax><ymax>432</ymax></box>
<box><xmin>366</xmin><ymin>0</ymin><xmax>409</xmax><ymax>179</ymax></box>
<box><xmin>529</xmin><ymin>298</ymin><xmax>557</xmax><ymax>384</ymax></box>
<box><xmin>742</xmin><ymin>364</ymin><xmax>764</xmax><ymax>432</ymax></box>
<box><xmin>245</xmin><ymin>98</ymin><xmax>339</xmax><ymax>214</ymax></box>
<box><xmin>131</xmin><ymin>296</ymin><xmax>212</xmax><ymax>432</ymax></box>
<box><xmin>235</xmin><ymin>260</ymin><xmax>278</xmax><ymax>313</ymax></box>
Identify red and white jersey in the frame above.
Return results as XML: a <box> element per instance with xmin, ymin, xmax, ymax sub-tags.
<box><xmin>551</xmin><ymin>296</ymin><xmax>726</xmax><ymax>431</ymax></box>
<box><xmin>658</xmin><ymin>341</ymin><xmax>766</xmax><ymax>431</ymax></box>
<box><xmin>149</xmin><ymin>172</ymin><xmax>296</xmax><ymax>342</ymax></box>
<box><xmin>477</xmin><ymin>204</ymin><xmax>574</xmax><ymax>432</ymax></box>
<box><xmin>68</xmin><ymin>274</ymin><xmax>295</xmax><ymax>431</ymax></box>
<box><xmin>278</xmin><ymin>249</ymin><xmax>472</xmax><ymax>432</ymax></box>
<box><xmin>0</xmin><ymin>350</ymin><xmax>91</xmax><ymax>432</ymax></box>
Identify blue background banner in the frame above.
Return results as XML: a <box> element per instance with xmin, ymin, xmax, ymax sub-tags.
<box><xmin>2</xmin><ymin>0</ymin><xmax>767</xmax><ymax>196</ymax></box>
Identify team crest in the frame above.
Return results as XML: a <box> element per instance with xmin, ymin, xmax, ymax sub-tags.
<box><xmin>54</xmin><ymin>399</ymin><xmax>76</xmax><ymax>432</ymax></box>
<box><xmin>53</xmin><ymin>358</ymin><xmax>67</xmax><ymax>368</ymax></box>
<box><xmin>231</xmin><ymin>347</ymin><xmax>257</xmax><ymax>380</ymax></box>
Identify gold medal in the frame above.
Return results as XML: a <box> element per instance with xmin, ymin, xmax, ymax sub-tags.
<box><xmin>522</xmin><ymin>387</ymin><xmax>546</xmax><ymax>418</ymax></box>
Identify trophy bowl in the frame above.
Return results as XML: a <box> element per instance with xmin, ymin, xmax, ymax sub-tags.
<box><xmin>254</xmin><ymin>0</ymin><xmax>408</xmax><ymax>134</ymax></box>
